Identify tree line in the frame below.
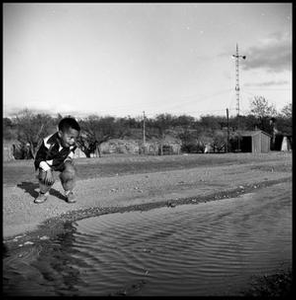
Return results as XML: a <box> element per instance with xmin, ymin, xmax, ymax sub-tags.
<box><xmin>3</xmin><ymin>96</ymin><xmax>292</xmax><ymax>159</ymax></box>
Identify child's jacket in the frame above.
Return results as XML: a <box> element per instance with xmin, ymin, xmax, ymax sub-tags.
<box><xmin>34</xmin><ymin>132</ymin><xmax>77</xmax><ymax>171</ymax></box>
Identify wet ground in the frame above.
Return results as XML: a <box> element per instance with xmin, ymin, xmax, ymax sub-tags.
<box><xmin>3</xmin><ymin>181</ymin><xmax>292</xmax><ymax>296</ymax></box>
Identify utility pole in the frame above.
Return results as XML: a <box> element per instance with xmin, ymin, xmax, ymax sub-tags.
<box><xmin>142</xmin><ymin>111</ymin><xmax>146</xmax><ymax>153</ymax></box>
<box><xmin>232</xmin><ymin>43</ymin><xmax>246</xmax><ymax>118</ymax></box>
<box><xmin>226</xmin><ymin>108</ymin><xmax>230</xmax><ymax>152</ymax></box>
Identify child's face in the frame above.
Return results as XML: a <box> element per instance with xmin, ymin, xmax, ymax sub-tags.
<box><xmin>59</xmin><ymin>128</ymin><xmax>80</xmax><ymax>148</ymax></box>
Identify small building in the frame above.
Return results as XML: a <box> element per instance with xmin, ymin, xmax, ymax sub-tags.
<box><xmin>3</xmin><ymin>139</ymin><xmax>26</xmax><ymax>161</ymax></box>
<box><xmin>238</xmin><ymin>130</ymin><xmax>271</xmax><ymax>153</ymax></box>
<box><xmin>273</xmin><ymin>135</ymin><xmax>292</xmax><ymax>151</ymax></box>
<box><xmin>3</xmin><ymin>140</ymin><xmax>16</xmax><ymax>161</ymax></box>
<box><xmin>73</xmin><ymin>147</ymin><xmax>87</xmax><ymax>158</ymax></box>
<box><xmin>280</xmin><ymin>136</ymin><xmax>292</xmax><ymax>151</ymax></box>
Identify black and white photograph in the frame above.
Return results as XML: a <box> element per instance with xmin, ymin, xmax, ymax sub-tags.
<box><xmin>3</xmin><ymin>2</ymin><xmax>292</xmax><ymax>297</ymax></box>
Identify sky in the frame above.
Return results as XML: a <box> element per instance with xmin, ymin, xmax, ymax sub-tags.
<box><xmin>3</xmin><ymin>3</ymin><xmax>292</xmax><ymax>119</ymax></box>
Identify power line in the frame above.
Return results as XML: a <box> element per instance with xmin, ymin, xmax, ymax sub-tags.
<box><xmin>243</xmin><ymin>88</ymin><xmax>291</xmax><ymax>91</ymax></box>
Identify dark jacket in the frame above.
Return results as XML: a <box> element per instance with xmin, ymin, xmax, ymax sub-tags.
<box><xmin>34</xmin><ymin>132</ymin><xmax>77</xmax><ymax>171</ymax></box>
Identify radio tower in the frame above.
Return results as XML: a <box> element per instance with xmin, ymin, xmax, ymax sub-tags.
<box><xmin>232</xmin><ymin>43</ymin><xmax>246</xmax><ymax>117</ymax></box>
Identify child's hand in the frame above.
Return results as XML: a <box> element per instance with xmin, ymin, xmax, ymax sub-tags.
<box><xmin>44</xmin><ymin>170</ymin><xmax>55</xmax><ymax>186</ymax></box>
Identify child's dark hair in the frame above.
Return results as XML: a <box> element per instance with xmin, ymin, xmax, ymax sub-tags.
<box><xmin>58</xmin><ymin>117</ymin><xmax>81</xmax><ymax>132</ymax></box>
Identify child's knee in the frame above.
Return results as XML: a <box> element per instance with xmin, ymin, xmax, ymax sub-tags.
<box><xmin>38</xmin><ymin>169</ymin><xmax>55</xmax><ymax>184</ymax></box>
<box><xmin>60</xmin><ymin>163</ymin><xmax>76</xmax><ymax>180</ymax></box>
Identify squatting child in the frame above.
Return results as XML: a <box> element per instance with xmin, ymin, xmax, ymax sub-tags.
<box><xmin>34</xmin><ymin>117</ymin><xmax>81</xmax><ymax>204</ymax></box>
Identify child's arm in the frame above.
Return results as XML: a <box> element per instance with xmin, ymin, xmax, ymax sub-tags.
<box><xmin>64</xmin><ymin>145</ymin><xmax>76</xmax><ymax>163</ymax></box>
<box><xmin>35</xmin><ymin>141</ymin><xmax>55</xmax><ymax>185</ymax></box>
<box><xmin>34</xmin><ymin>139</ymin><xmax>54</xmax><ymax>171</ymax></box>
<box><xmin>43</xmin><ymin>169</ymin><xmax>55</xmax><ymax>185</ymax></box>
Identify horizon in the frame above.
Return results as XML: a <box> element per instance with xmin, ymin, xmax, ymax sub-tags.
<box><xmin>4</xmin><ymin>105</ymin><xmax>290</xmax><ymax>121</ymax></box>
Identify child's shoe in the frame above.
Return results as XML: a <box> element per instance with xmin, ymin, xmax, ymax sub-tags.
<box><xmin>65</xmin><ymin>191</ymin><xmax>76</xmax><ymax>203</ymax></box>
<box><xmin>34</xmin><ymin>192</ymin><xmax>49</xmax><ymax>204</ymax></box>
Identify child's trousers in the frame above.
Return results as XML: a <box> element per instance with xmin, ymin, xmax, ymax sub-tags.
<box><xmin>38</xmin><ymin>161</ymin><xmax>76</xmax><ymax>194</ymax></box>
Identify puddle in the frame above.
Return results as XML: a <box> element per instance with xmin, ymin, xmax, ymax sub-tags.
<box><xmin>3</xmin><ymin>182</ymin><xmax>292</xmax><ymax>296</ymax></box>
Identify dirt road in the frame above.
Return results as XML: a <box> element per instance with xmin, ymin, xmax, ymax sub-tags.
<box><xmin>3</xmin><ymin>152</ymin><xmax>292</xmax><ymax>243</ymax></box>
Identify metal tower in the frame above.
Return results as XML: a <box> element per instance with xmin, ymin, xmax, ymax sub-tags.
<box><xmin>232</xmin><ymin>43</ymin><xmax>246</xmax><ymax>116</ymax></box>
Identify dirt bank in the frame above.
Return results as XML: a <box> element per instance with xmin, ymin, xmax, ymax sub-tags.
<box><xmin>3</xmin><ymin>152</ymin><xmax>292</xmax><ymax>247</ymax></box>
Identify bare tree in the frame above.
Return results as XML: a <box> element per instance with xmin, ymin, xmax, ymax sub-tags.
<box><xmin>273</xmin><ymin>103</ymin><xmax>292</xmax><ymax>137</ymax></box>
<box><xmin>249</xmin><ymin>96</ymin><xmax>279</xmax><ymax>134</ymax></box>
<box><xmin>78</xmin><ymin>115</ymin><xmax>123</xmax><ymax>158</ymax></box>
<box><xmin>15</xmin><ymin>109</ymin><xmax>55</xmax><ymax>159</ymax></box>
<box><xmin>250</xmin><ymin>96</ymin><xmax>277</xmax><ymax>118</ymax></box>
<box><xmin>280</xmin><ymin>103</ymin><xmax>292</xmax><ymax>119</ymax></box>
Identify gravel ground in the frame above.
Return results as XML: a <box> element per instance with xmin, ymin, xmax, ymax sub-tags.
<box><xmin>3</xmin><ymin>152</ymin><xmax>292</xmax><ymax>245</ymax></box>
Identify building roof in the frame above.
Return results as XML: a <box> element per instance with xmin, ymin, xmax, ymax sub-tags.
<box><xmin>237</xmin><ymin>130</ymin><xmax>272</xmax><ymax>138</ymax></box>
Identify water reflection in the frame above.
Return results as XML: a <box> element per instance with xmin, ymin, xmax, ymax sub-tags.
<box><xmin>3</xmin><ymin>221</ymin><xmax>89</xmax><ymax>296</ymax></box>
<box><xmin>30</xmin><ymin>222</ymin><xmax>83</xmax><ymax>295</ymax></box>
<box><xmin>3</xmin><ymin>182</ymin><xmax>292</xmax><ymax>296</ymax></box>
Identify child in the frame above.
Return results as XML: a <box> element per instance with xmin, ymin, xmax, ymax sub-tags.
<box><xmin>34</xmin><ymin>117</ymin><xmax>81</xmax><ymax>204</ymax></box>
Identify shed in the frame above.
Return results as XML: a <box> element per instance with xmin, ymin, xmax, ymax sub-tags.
<box><xmin>273</xmin><ymin>134</ymin><xmax>292</xmax><ymax>151</ymax></box>
<box><xmin>3</xmin><ymin>139</ymin><xmax>20</xmax><ymax>161</ymax></box>
<box><xmin>3</xmin><ymin>141</ymin><xmax>15</xmax><ymax>161</ymax></box>
<box><xmin>238</xmin><ymin>130</ymin><xmax>271</xmax><ymax>153</ymax></box>
<box><xmin>73</xmin><ymin>147</ymin><xmax>87</xmax><ymax>158</ymax></box>
<box><xmin>281</xmin><ymin>136</ymin><xmax>292</xmax><ymax>151</ymax></box>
